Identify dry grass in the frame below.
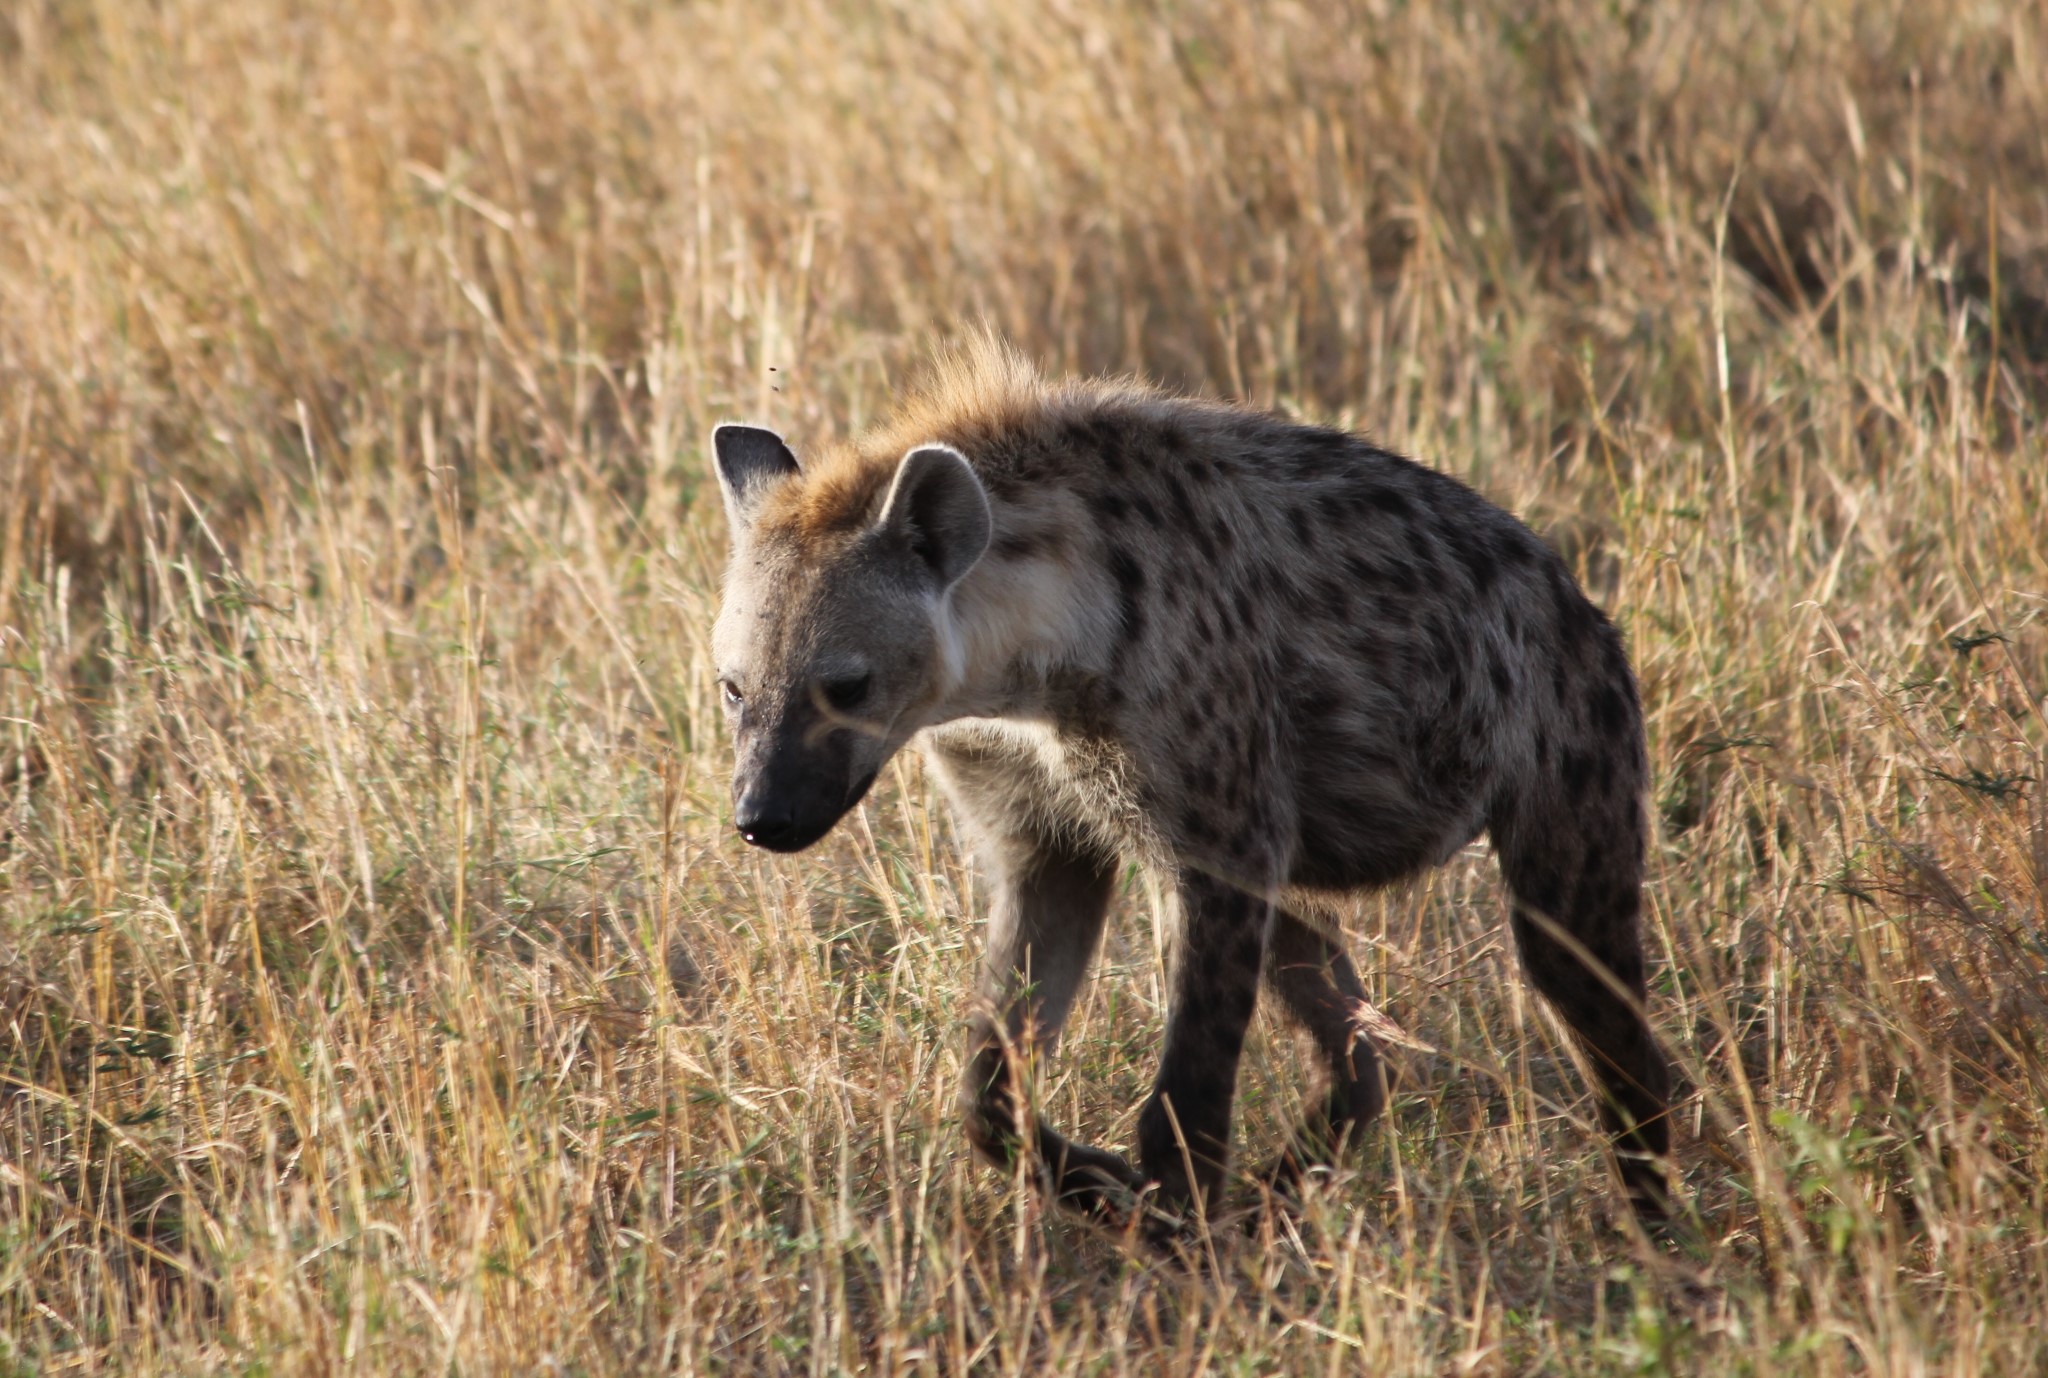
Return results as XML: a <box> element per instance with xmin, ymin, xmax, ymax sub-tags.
<box><xmin>3</xmin><ymin>0</ymin><xmax>2046</xmax><ymax>1371</ymax></box>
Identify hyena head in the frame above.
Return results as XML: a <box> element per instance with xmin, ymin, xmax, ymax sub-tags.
<box><xmin>710</xmin><ymin>424</ymin><xmax>992</xmax><ymax>853</ymax></box>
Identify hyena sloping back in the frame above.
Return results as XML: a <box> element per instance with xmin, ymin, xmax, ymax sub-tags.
<box><xmin>709</xmin><ymin>339</ymin><xmax>1671</xmax><ymax>1236</ymax></box>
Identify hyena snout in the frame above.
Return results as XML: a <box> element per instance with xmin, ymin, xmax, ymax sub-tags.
<box><xmin>731</xmin><ymin>730</ymin><xmax>880</xmax><ymax>853</ymax></box>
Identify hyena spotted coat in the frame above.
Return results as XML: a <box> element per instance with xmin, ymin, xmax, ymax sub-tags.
<box><xmin>710</xmin><ymin>341</ymin><xmax>1671</xmax><ymax>1234</ymax></box>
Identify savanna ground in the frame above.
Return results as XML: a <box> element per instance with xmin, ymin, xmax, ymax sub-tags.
<box><xmin>2</xmin><ymin>0</ymin><xmax>2046</xmax><ymax>1371</ymax></box>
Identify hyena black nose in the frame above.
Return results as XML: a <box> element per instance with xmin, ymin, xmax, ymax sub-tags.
<box><xmin>734</xmin><ymin>799</ymin><xmax>797</xmax><ymax>850</ymax></box>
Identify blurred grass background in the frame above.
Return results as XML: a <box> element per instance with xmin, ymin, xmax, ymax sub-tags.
<box><xmin>2</xmin><ymin>0</ymin><xmax>2045</xmax><ymax>1371</ymax></box>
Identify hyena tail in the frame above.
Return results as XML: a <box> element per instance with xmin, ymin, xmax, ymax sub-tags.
<box><xmin>1489</xmin><ymin>736</ymin><xmax>1673</xmax><ymax>1223</ymax></box>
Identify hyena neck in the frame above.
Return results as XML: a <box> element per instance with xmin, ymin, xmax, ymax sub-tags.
<box><xmin>928</xmin><ymin>543</ymin><xmax>1112</xmax><ymax>723</ymax></box>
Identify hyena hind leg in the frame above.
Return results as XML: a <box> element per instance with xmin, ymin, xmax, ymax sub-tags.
<box><xmin>1494</xmin><ymin>794</ymin><xmax>1674</xmax><ymax>1224</ymax></box>
<box><xmin>1260</xmin><ymin>912</ymin><xmax>1390</xmax><ymax>1191</ymax></box>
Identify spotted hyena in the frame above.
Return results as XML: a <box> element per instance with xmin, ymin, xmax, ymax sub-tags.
<box><xmin>709</xmin><ymin>339</ymin><xmax>1671</xmax><ymax>1236</ymax></box>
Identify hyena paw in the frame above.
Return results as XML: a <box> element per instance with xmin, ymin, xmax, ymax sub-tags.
<box><xmin>1042</xmin><ymin>1136</ymin><xmax>1147</xmax><ymax>1221</ymax></box>
<box><xmin>1259</xmin><ymin>1122</ymin><xmax>1354</xmax><ymax>1202</ymax></box>
<box><xmin>1257</xmin><ymin>1149</ymin><xmax>1317</xmax><ymax>1203</ymax></box>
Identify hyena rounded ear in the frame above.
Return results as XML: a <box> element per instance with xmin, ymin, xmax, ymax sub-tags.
<box><xmin>712</xmin><ymin>424</ymin><xmax>800</xmax><ymax>527</ymax></box>
<box><xmin>877</xmin><ymin>445</ymin><xmax>992</xmax><ymax>589</ymax></box>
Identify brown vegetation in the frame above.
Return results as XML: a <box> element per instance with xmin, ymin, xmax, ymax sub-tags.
<box><xmin>2</xmin><ymin>0</ymin><xmax>2044</xmax><ymax>1370</ymax></box>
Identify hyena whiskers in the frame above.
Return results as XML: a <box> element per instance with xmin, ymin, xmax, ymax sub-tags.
<box><xmin>708</xmin><ymin>337</ymin><xmax>1673</xmax><ymax>1242</ymax></box>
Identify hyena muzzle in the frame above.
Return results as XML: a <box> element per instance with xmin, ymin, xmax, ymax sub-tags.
<box><xmin>708</xmin><ymin>342</ymin><xmax>1673</xmax><ymax>1240</ymax></box>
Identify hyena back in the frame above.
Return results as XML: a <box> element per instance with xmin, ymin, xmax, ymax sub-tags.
<box><xmin>710</xmin><ymin>341</ymin><xmax>1671</xmax><ymax>1234</ymax></box>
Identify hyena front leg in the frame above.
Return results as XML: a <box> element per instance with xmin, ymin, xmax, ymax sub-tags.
<box><xmin>1134</xmin><ymin>869</ymin><xmax>1273</xmax><ymax>1225</ymax></box>
<box><xmin>960</xmin><ymin>834</ymin><xmax>1146</xmax><ymax>1218</ymax></box>
<box><xmin>1261</xmin><ymin>912</ymin><xmax>1389</xmax><ymax>1190</ymax></box>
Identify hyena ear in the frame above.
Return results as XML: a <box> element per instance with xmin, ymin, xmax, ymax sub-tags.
<box><xmin>712</xmin><ymin>424</ymin><xmax>800</xmax><ymax>528</ymax></box>
<box><xmin>877</xmin><ymin>445</ymin><xmax>992</xmax><ymax>589</ymax></box>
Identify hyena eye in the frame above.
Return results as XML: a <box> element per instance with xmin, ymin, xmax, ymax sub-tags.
<box><xmin>718</xmin><ymin>679</ymin><xmax>744</xmax><ymax>709</ymax></box>
<box><xmin>822</xmin><ymin>674</ymin><xmax>872</xmax><ymax>713</ymax></box>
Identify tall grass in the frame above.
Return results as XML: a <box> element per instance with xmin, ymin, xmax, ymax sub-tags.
<box><xmin>2</xmin><ymin>0</ymin><xmax>2044</xmax><ymax>1371</ymax></box>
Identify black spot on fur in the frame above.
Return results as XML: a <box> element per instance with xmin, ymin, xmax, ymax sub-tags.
<box><xmin>1409</xmin><ymin>537</ymin><xmax>1442</xmax><ymax>584</ymax></box>
<box><xmin>1090</xmin><ymin>491</ymin><xmax>1129</xmax><ymax>523</ymax></box>
<box><xmin>1562</xmin><ymin>748</ymin><xmax>1594</xmax><ymax>802</ymax></box>
<box><xmin>1602</xmin><ymin>631</ymin><xmax>1633</xmax><ymax>680</ymax></box>
<box><xmin>1488</xmin><ymin>652</ymin><xmax>1513</xmax><ymax>698</ymax></box>
<box><xmin>1107</xmin><ymin>546</ymin><xmax>1146</xmax><ymax>648</ymax></box>
<box><xmin>1580</xmin><ymin>843</ymin><xmax>1608</xmax><ymax>882</ymax></box>
<box><xmin>1424</xmin><ymin>616</ymin><xmax>1455</xmax><ymax>662</ymax></box>
<box><xmin>1572</xmin><ymin>867</ymin><xmax>1618</xmax><ymax>921</ymax></box>
<box><xmin>1316</xmin><ymin>577</ymin><xmax>1352</xmax><ymax>620</ymax></box>
<box><xmin>1590</xmin><ymin>684</ymin><xmax>1628</xmax><ymax>735</ymax></box>
<box><xmin>1291</xmin><ymin>675</ymin><xmax>1346</xmax><ymax>723</ymax></box>
<box><xmin>1447</xmin><ymin>523</ymin><xmax>1500</xmax><ymax>595</ymax></box>
<box><xmin>1093</xmin><ymin>421</ymin><xmax>1128</xmax><ymax>476</ymax></box>
<box><xmin>1367</xmin><ymin>486</ymin><xmax>1413</xmax><ymax>519</ymax></box>
<box><xmin>1292</xmin><ymin>431</ymin><xmax>1350</xmax><ymax>478</ymax></box>
<box><xmin>1551</xmin><ymin>570</ymin><xmax>1598</xmax><ymax>649</ymax></box>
